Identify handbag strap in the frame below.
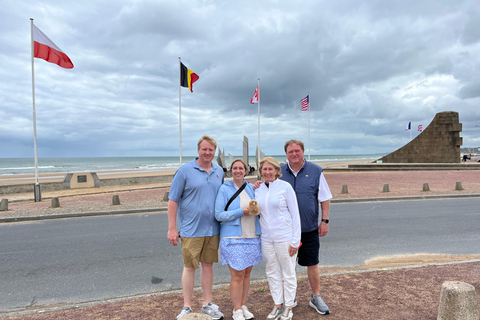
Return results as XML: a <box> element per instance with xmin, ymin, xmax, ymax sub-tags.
<box><xmin>224</xmin><ymin>182</ymin><xmax>247</xmax><ymax>211</ymax></box>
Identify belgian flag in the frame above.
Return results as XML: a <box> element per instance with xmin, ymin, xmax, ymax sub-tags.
<box><xmin>180</xmin><ymin>62</ymin><xmax>199</xmax><ymax>92</ymax></box>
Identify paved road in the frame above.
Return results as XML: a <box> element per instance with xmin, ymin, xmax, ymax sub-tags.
<box><xmin>1</xmin><ymin>198</ymin><xmax>479</xmax><ymax>313</ymax></box>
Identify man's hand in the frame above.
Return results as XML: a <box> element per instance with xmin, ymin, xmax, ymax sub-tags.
<box><xmin>167</xmin><ymin>200</ymin><xmax>180</xmax><ymax>246</ymax></box>
<box><xmin>168</xmin><ymin>228</ymin><xmax>179</xmax><ymax>246</ymax></box>
<box><xmin>253</xmin><ymin>180</ymin><xmax>263</xmax><ymax>190</ymax></box>
<box><xmin>319</xmin><ymin>222</ymin><xmax>329</xmax><ymax>237</ymax></box>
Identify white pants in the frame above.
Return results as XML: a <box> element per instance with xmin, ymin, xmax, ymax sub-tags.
<box><xmin>261</xmin><ymin>240</ymin><xmax>297</xmax><ymax>306</ymax></box>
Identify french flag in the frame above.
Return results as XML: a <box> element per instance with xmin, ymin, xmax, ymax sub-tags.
<box><xmin>33</xmin><ymin>24</ymin><xmax>73</xmax><ymax>69</ymax></box>
<box><xmin>405</xmin><ymin>122</ymin><xmax>411</xmax><ymax>131</ymax></box>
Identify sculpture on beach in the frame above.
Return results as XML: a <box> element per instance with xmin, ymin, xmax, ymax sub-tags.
<box><xmin>380</xmin><ymin>111</ymin><xmax>462</xmax><ymax>163</ymax></box>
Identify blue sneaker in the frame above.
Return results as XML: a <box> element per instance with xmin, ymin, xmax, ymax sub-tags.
<box><xmin>309</xmin><ymin>294</ymin><xmax>330</xmax><ymax>314</ymax></box>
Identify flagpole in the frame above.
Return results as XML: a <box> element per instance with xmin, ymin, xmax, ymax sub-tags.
<box><xmin>30</xmin><ymin>18</ymin><xmax>41</xmax><ymax>202</ymax></box>
<box><xmin>257</xmin><ymin>78</ymin><xmax>260</xmax><ymax>156</ymax></box>
<box><xmin>178</xmin><ymin>57</ymin><xmax>183</xmax><ymax>167</ymax></box>
<box><xmin>308</xmin><ymin>92</ymin><xmax>311</xmax><ymax>160</ymax></box>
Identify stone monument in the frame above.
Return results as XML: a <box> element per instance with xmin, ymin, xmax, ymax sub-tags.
<box><xmin>380</xmin><ymin>111</ymin><xmax>462</xmax><ymax>163</ymax></box>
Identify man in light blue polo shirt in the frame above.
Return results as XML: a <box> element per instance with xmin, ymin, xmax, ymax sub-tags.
<box><xmin>168</xmin><ymin>135</ymin><xmax>225</xmax><ymax>320</ymax></box>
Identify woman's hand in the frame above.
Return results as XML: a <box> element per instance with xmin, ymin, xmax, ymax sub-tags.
<box><xmin>288</xmin><ymin>245</ymin><xmax>298</xmax><ymax>257</ymax></box>
<box><xmin>243</xmin><ymin>207</ymin><xmax>250</xmax><ymax>215</ymax></box>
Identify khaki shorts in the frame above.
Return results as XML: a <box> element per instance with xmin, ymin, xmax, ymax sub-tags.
<box><xmin>181</xmin><ymin>235</ymin><xmax>220</xmax><ymax>269</ymax></box>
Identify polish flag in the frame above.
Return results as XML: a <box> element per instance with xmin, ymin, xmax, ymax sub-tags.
<box><xmin>33</xmin><ymin>24</ymin><xmax>74</xmax><ymax>69</ymax></box>
<box><xmin>250</xmin><ymin>85</ymin><xmax>259</xmax><ymax>104</ymax></box>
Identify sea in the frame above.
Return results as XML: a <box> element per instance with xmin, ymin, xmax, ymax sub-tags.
<box><xmin>0</xmin><ymin>155</ymin><xmax>380</xmax><ymax>176</ymax></box>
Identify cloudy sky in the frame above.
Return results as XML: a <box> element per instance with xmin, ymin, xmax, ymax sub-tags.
<box><xmin>1</xmin><ymin>0</ymin><xmax>479</xmax><ymax>158</ymax></box>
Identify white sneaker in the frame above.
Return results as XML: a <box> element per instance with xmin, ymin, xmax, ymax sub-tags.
<box><xmin>267</xmin><ymin>305</ymin><xmax>284</xmax><ymax>319</ymax></box>
<box><xmin>280</xmin><ymin>306</ymin><xmax>293</xmax><ymax>320</ymax></box>
<box><xmin>241</xmin><ymin>305</ymin><xmax>254</xmax><ymax>320</ymax></box>
<box><xmin>232</xmin><ymin>309</ymin><xmax>245</xmax><ymax>320</ymax></box>
<box><xmin>176</xmin><ymin>306</ymin><xmax>192</xmax><ymax>319</ymax></box>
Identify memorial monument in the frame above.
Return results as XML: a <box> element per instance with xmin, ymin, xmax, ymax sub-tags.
<box><xmin>380</xmin><ymin>111</ymin><xmax>462</xmax><ymax>163</ymax></box>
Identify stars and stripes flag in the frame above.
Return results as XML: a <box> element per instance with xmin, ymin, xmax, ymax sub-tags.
<box><xmin>405</xmin><ymin>122</ymin><xmax>411</xmax><ymax>131</ymax></box>
<box><xmin>250</xmin><ymin>85</ymin><xmax>259</xmax><ymax>104</ymax></box>
<box><xmin>33</xmin><ymin>23</ymin><xmax>74</xmax><ymax>69</ymax></box>
<box><xmin>418</xmin><ymin>124</ymin><xmax>423</xmax><ymax>132</ymax></box>
<box><xmin>300</xmin><ymin>95</ymin><xmax>309</xmax><ymax>111</ymax></box>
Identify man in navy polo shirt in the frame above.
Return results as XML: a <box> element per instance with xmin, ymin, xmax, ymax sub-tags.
<box><xmin>168</xmin><ymin>135</ymin><xmax>225</xmax><ymax>320</ymax></box>
<box><xmin>280</xmin><ymin>139</ymin><xmax>332</xmax><ymax>315</ymax></box>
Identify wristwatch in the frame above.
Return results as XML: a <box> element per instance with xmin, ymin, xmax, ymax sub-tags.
<box><xmin>321</xmin><ymin>219</ymin><xmax>329</xmax><ymax>224</ymax></box>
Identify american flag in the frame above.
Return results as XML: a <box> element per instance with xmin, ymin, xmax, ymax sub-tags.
<box><xmin>418</xmin><ymin>124</ymin><xmax>423</xmax><ymax>132</ymax></box>
<box><xmin>300</xmin><ymin>95</ymin><xmax>309</xmax><ymax>111</ymax></box>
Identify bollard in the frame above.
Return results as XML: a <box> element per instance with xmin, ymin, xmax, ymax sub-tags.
<box><xmin>437</xmin><ymin>281</ymin><xmax>479</xmax><ymax>320</ymax></box>
<box><xmin>112</xmin><ymin>195</ymin><xmax>121</xmax><ymax>205</ymax></box>
<box><xmin>182</xmin><ymin>313</ymin><xmax>211</xmax><ymax>320</ymax></box>
<box><xmin>0</xmin><ymin>199</ymin><xmax>8</xmax><ymax>211</ymax></box>
<box><xmin>163</xmin><ymin>191</ymin><xmax>170</xmax><ymax>202</ymax></box>
<box><xmin>423</xmin><ymin>183</ymin><xmax>430</xmax><ymax>192</ymax></box>
<box><xmin>382</xmin><ymin>184</ymin><xmax>390</xmax><ymax>193</ymax></box>
<box><xmin>341</xmin><ymin>185</ymin><xmax>349</xmax><ymax>194</ymax></box>
<box><xmin>455</xmin><ymin>182</ymin><xmax>464</xmax><ymax>191</ymax></box>
<box><xmin>51</xmin><ymin>197</ymin><xmax>60</xmax><ymax>208</ymax></box>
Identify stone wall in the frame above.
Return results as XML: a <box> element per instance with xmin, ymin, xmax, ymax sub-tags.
<box><xmin>381</xmin><ymin>111</ymin><xmax>462</xmax><ymax>163</ymax></box>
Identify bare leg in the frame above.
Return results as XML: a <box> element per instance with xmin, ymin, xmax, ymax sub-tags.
<box><xmin>241</xmin><ymin>266</ymin><xmax>253</xmax><ymax>306</ymax></box>
<box><xmin>182</xmin><ymin>266</ymin><xmax>196</xmax><ymax>307</ymax></box>
<box><xmin>229</xmin><ymin>266</ymin><xmax>246</xmax><ymax>310</ymax></box>
<box><xmin>201</xmin><ymin>261</ymin><xmax>214</xmax><ymax>304</ymax></box>
<box><xmin>307</xmin><ymin>264</ymin><xmax>320</xmax><ymax>296</ymax></box>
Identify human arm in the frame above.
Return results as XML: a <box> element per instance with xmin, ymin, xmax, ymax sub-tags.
<box><xmin>167</xmin><ymin>200</ymin><xmax>180</xmax><ymax>246</ymax></box>
<box><xmin>214</xmin><ymin>184</ymin><xmax>246</xmax><ymax>221</ymax></box>
<box><xmin>285</xmin><ymin>185</ymin><xmax>301</xmax><ymax>249</ymax></box>
<box><xmin>318</xmin><ymin>173</ymin><xmax>332</xmax><ymax>237</ymax></box>
<box><xmin>319</xmin><ymin>199</ymin><xmax>330</xmax><ymax>237</ymax></box>
<box><xmin>253</xmin><ymin>180</ymin><xmax>263</xmax><ymax>190</ymax></box>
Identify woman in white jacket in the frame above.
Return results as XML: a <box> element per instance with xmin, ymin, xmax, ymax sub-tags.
<box><xmin>255</xmin><ymin>157</ymin><xmax>301</xmax><ymax>320</ymax></box>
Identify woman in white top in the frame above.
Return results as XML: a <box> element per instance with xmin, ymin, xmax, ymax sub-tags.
<box><xmin>255</xmin><ymin>157</ymin><xmax>301</xmax><ymax>320</ymax></box>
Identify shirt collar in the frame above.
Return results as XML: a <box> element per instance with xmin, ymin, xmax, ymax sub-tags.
<box><xmin>286</xmin><ymin>158</ymin><xmax>306</xmax><ymax>176</ymax></box>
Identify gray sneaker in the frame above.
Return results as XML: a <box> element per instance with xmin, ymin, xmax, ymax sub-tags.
<box><xmin>201</xmin><ymin>302</ymin><xmax>224</xmax><ymax>320</ymax></box>
<box><xmin>309</xmin><ymin>294</ymin><xmax>330</xmax><ymax>314</ymax></box>
<box><xmin>267</xmin><ymin>305</ymin><xmax>284</xmax><ymax>319</ymax></box>
<box><xmin>177</xmin><ymin>306</ymin><xmax>192</xmax><ymax>319</ymax></box>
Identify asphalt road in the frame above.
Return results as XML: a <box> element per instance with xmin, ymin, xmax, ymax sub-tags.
<box><xmin>1</xmin><ymin>198</ymin><xmax>479</xmax><ymax>313</ymax></box>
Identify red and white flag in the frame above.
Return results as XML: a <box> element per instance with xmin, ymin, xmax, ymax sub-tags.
<box><xmin>33</xmin><ymin>24</ymin><xmax>74</xmax><ymax>69</ymax></box>
<box><xmin>250</xmin><ymin>85</ymin><xmax>259</xmax><ymax>104</ymax></box>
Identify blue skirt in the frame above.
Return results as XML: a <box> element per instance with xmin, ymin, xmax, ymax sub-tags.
<box><xmin>220</xmin><ymin>237</ymin><xmax>262</xmax><ymax>271</ymax></box>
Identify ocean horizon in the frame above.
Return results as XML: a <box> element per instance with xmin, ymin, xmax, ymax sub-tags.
<box><xmin>0</xmin><ymin>155</ymin><xmax>381</xmax><ymax>176</ymax></box>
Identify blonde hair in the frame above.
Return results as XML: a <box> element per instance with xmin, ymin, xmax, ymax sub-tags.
<box><xmin>284</xmin><ymin>139</ymin><xmax>305</xmax><ymax>152</ymax></box>
<box><xmin>259</xmin><ymin>157</ymin><xmax>282</xmax><ymax>178</ymax></box>
<box><xmin>197</xmin><ymin>135</ymin><xmax>217</xmax><ymax>150</ymax></box>
<box><xmin>230</xmin><ymin>158</ymin><xmax>248</xmax><ymax>174</ymax></box>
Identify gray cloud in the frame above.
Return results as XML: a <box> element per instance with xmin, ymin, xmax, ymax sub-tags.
<box><xmin>1</xmin><ymin>0</ymin><xmax>479</xmax><ymax>158</ymax></box>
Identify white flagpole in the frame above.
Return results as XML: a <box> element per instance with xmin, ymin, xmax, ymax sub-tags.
<box><xmin>308</xmin><ymin>92</ymin><xmax>311</xmax><ymax>161</ymax></box>
<box><xmin>257</xmin><ymin>78</ymin><xmax>260</xmax><ymax>155</ymax></box>
<box><xmin>30</xmin><ymin>18</ymin><xmax>41</xmax><ymax>202</ymax></box>
<box><xmin>178</xmin><ymin>57</ymin><xmax>182</xmax><ymax>167</ymax></box>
